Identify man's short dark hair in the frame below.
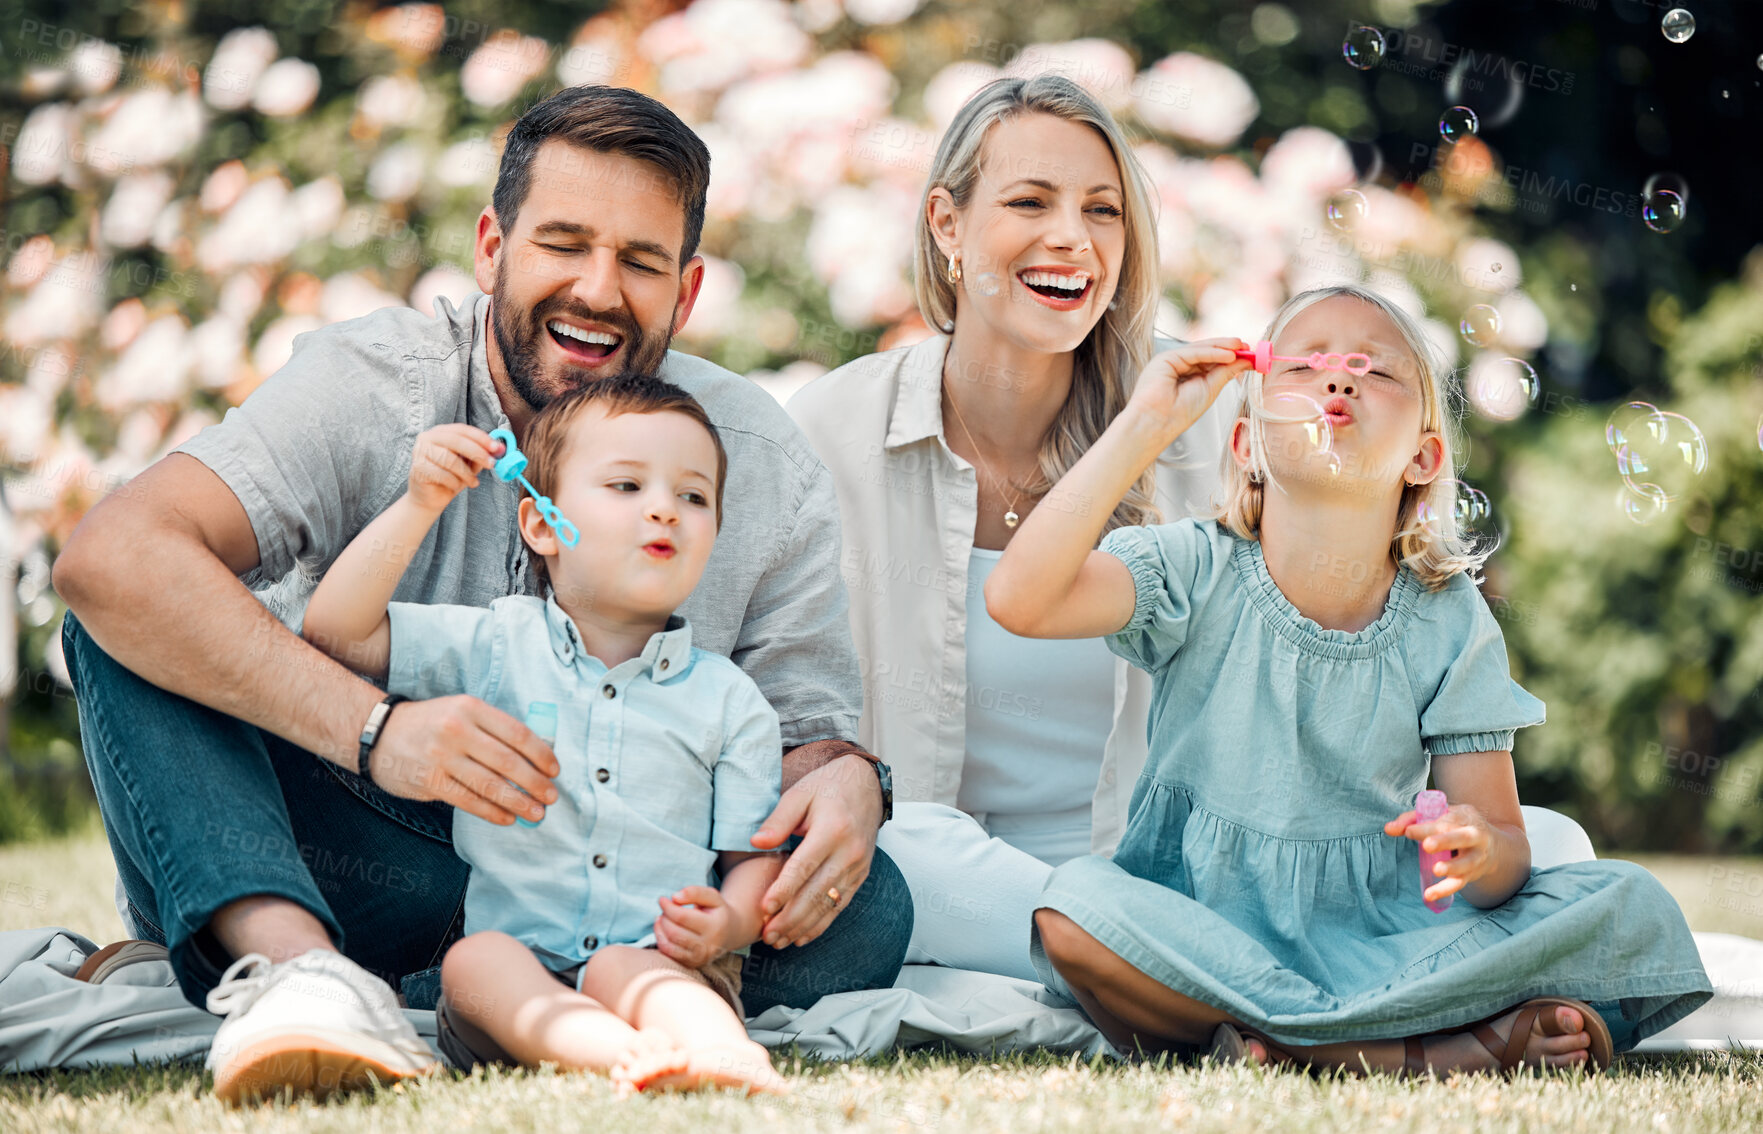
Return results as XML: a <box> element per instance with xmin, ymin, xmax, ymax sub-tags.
<box><xmin>492</xmin><ymin>85</ymin><xmax>711</xmax><ymax>265</ymax></box>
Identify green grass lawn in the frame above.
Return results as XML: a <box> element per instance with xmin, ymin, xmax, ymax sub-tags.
<box><xmin>3</xmin><ymin>823</ymin><xmax>1761</xmax><ymax>1133</ymax></box>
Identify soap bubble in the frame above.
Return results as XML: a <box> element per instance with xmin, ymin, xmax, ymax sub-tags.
<box><xmin>1642</xmin><ymin>189</ymin><xmax>1686</xmax><ymax>234</ymax></box>
<box><xmin>1617</xmin><ymin>481</ymin><xmax>1669</xmax><ymax>525</ymax></box>
<box><xmin>1439</xmin><ymin>106</ymin><xmax>1479</xmax><ymax>142</ymax></box>
<box><xmin>1612</xmin><ymin>409</ymin><xmax>1708</xmax><ymax>502</ymax></box>
<box><xmin>1325</xmin><ymin>189</ymin><xmax>1368</xmax><ymax>232</ymax></box>
<box><xmin>1605</xmin><ymin>401</ymin><xmax>1666</xmax><ymax>459</ymax></box>
<box><xmin>1424</xmin><ymin>479</ymin><xmax>1498</xmax><ymax>547</ymax></box>
<box><xmin>1342</xmin><ymin>26</ymin><xmax>1385</xmax><ymax>70</ymax></box>
<box><xmin>1661</xmin><ymin>8</ymin><xmax>1696</xmax><ymax>43</ymax></box>
<box><xmin>1459</xmin><ymin>304</ymin><xmax>1501</xmax><ymax>347</ymax></box>
<box><xmin>1255</xmin><ymin>386</ymin><xmax>1338</xmax><ymax>479</ymax></box>
<box><xmin>972</xmin><ymin>271</ymin><xmax>1003</xmax><ymax>297</ymax></box>
<box><xmin>1469</xmin><ymin>357</ymin><xmax>1539</xmax><ymax>419</ymax></box>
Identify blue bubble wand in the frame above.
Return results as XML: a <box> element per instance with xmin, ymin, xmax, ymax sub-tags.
<box><xmin>488</xmin><ymin>428</ymin><xmax>580</xmax><ymax>547</ymax></box>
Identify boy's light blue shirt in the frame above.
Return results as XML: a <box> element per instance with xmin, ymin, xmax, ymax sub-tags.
<box><xmin>384</xmin><ymin>591</ymin><xmax>781</xmax><ymax>975</ymax></box>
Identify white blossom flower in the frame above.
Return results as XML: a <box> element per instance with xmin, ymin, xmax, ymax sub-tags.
<box><xmin>0</xmin><ymin>388</ymin><xmax>54</xmax><ymax>465</ymax></box>
<box><xmin>13</xmin><ymin>103</ymin><xmax>75</xmax><ymax>185</ymax></box>
<box><xmin>252</xmin><ymin>314</ymin><xmax>323</xmax><ymax>377</ymax></box>
<box><xmin>321</xmin><ymin>272</ymin><xmax>406</xmax><ymax>325</ymax></box>
<box><xmin>640</xmin><ymin>0</ymin><xmax>810</xmax><ymax>95</ymax></box>
<box><xmin>1005</xmin><ymin>39</ymin><xmax>1138</xmax><ymax>113</ymax></box>
<box><xmin>253</xmin><ymin>58</ymin><xmax>321</xmax><ymax>117</ymax></box>
<box><xmin>461</xmin><ymin>31</ymin><xmax>550</xmax><ymax>108</ymax></box>
<box><xmin>205</xmin><ymin>28</ymin><xmax>278</xmax><ymax>111</ymax></box>
<box><xmin>4</xmin><ymin>253</ymin><xmax>106</xmax><ymax>347</ymax></box>
<box><xmin>188</xmin><ymin>317</ymin><xmax>247</xmax><ymax>389</ymax></box>
<box><xmin>410</xmin><ymin>266</ymin><xmax>477</xmax><ymax>316</ymax></box>
<box><xmin>100</xmin><ymin>171</ymin><xmax>176</xmax><ymax>249</ymax></box>
<box><xmin>89</xmin><ymin>88</ymin><xmax>205</xmax><ymax>173</ymax></box>
<box><xmin>436</xmin><ymin>136</ymin><xmax>499</xmax><ymax>187</ymax></box>
<box><xmin>1494</xmin><ymin>290</ymin><xmax>1547</xmax><ymax>352</ymax></box>
<box><xmin>1133</xmin><ymin>52</ymin><xmax>1259</xmax><ymax>148</ymax></box>
<box><xmin>290</xmin><ymin>177</ymin><xmax>345</xmax><ymax>240</ymax></box>
<box><xmin>844</xmin><ymin>0</ymin><xmax>921</xmax><ymax>26</ymax></box>
<box><xmin>6</xmin><ymin>236</ymin><xmax>56</xmax><ymax>289</ymax></box>
<box><xmin>806</xmin><ymin>184</ymin><xmax>917</xmax><ymax>327</ymax></box>
<box><xmin>97</xmin><ymin>315</ymin><xmax>192</xmax><ymax>410</ymax></box>
<box><xmin>367</xmin><ymin>142</ymin><xmax>426</xmax><ymax>202</ymax></box>
<box><xmin>69</xmin><ymin>39</ymin><xmax>123</xmax><ymax>95</ymax></box>
<box><xmin>197</xmin><ymin>177</ymin><xmax>299</xmax><ymax>272</ymax></box>
<box><xmin>200</xmin><ymin>160</ymin><xmax>249</xmax><ymax>213</ymax></box>
<box><xmin>923</xmin><ymin>61</ymin><xmax>1001</xmax><ymax>131</ymax></box>
<box><xmin>676</xmin><ymin>256</ymin><xmax>745</xmax><ymax>342</ymax></box>
<box><xmin>557</xmin><ymin>25</ymin><xmax>625</xmax><ymax>86</ymax></box>
<box><xmin>357</xmin><ymin>74</ymin><xmax>428</xmax><ymax>129</ymax></box>
<box><xmin>1455</xmin><ymin>237</ymin><xmax>1520</xmax><ymax>295</ymax></box>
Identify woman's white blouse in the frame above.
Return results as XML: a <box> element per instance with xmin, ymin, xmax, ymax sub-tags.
<box><xmin>786</xmin><ymin>333</ymin><xmax>1230</xmax><ymax>855</ymax></box>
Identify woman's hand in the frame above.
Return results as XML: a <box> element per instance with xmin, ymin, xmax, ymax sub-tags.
<box><xmin>1124</xmin><ymin>338</ymin><xmax>1250</xmax><ymax>441</ymax></box>
<box><xmin>654</xmin><ymin>885</ymin><xmax>733</xmax><ymax>970</ymax></box>
<box><xmin>1385</xmin><ymin>802</ymin><xmax>1499</xmax><ymax>905</ymax></box>
<box><xmin>408</xmin><ymin>425</ymin><xmax>505</xmax><ymax>514</ymax></box>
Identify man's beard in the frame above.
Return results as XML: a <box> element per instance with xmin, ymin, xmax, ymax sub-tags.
<box><xmin>491</xmin><ymin>260</ymin><xmax>675</xmax><ymax>412</ymax></box>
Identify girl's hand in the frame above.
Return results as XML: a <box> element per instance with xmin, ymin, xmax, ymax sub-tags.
<box><xmin>1125</xmin><ymin>338</ymin><xmax>1250</xmax><ymax>439</ymax></box>
<box><xmin>408</xmin><ymin>425</ymin><xmax>505</xmax><ymax>514</ymax></box>
<box><xmin>654</xmin><ymin>885</ymin><xmax>732</xmax><ymax>970</ymax></box>
<box><xmin>1385</xmin><ymin>803</ymin><xmax>1496</xmax><ymax>904</ymax></box>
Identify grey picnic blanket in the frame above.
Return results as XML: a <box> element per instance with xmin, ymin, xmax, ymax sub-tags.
<box><xmin>1</xmin><ymin>926</ymin><xmax>1758</xmax><ymax>1072</ymax></box>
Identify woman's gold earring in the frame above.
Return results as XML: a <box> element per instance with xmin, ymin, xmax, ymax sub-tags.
<box><xmin>947</xmin><ymin>254</ymin><xmax>962</xmax><ymax>284</ymax></box>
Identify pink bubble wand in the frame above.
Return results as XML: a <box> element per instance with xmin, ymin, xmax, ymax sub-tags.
<box><xmin>1234</xmin><ymin>341</ymin><xmax>1372</xmax><ymax>377</ymax></box>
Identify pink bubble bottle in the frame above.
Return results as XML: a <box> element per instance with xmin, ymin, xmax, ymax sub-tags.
<box><xmin>1415</xmin><ymin>789</ymin><xmax>1454</xmax><ymax>913</ymax></box>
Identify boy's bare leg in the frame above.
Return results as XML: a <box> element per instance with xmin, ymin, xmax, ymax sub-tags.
<box><xmin>440</xmin><ymin>931</ymin><xmax>686</xmax><ymax>1080</ymax></box>
<box><xmin>580</xmin><ymin>945</ymin><xmax>788</xmax><ymax>1095</ymax></box>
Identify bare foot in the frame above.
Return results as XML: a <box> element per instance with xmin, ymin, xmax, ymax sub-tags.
<box><xmin>644</xmin><ymin>1041</ymin><xmax>790</xmax><ymax>1097</ymax></box>
<box><xmin>1420</xmin><ymin>1003</ymin><xmax>1593</xmax><ymax>1074</ymax></box>
<box><xmin>609</xmin><ymin>1029</ymin><xmax>690</xmax><ymax>1098</ymax></box>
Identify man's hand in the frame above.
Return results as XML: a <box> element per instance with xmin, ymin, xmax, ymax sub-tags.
<box><xmin>368</xmin><ymin>695</ymin><xmax>559</xmax><ymax>825</ymax></box>
<box><xmin>748</xmin><ymin>749</ymin><xmax>883</xmax><ymax>948</ymax></box>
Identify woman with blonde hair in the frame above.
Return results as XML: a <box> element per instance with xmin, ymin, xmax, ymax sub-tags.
<box><xmin>787</xmin><ymin>73</ymin><xmax>1232</xmax><ymax>980</ymax></box>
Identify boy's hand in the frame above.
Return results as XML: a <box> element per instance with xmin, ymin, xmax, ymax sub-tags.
<box><xmin>408</xmin><ymin>425</ymin><xmax>505</xmax><ymax>514</ymax></box>
<box><xmin>1385</xmin><ymin>803</ymin><xmax>1495</xmax><ymax>904</ymax></box>
<box><xmin>1125</xmin><ymin>338</ymin><xmax>1250</xmax><ymax>440</ymax></box>
<box><xmin>653</xmin><ymin>886</ymin><xmax>732</xmax><ymax>970</ymax></box>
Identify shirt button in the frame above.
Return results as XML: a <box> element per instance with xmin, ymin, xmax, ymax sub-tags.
<box><xmin>659</xmin><ymin>658</ymin><xmax>669</xmax><ymax>671</ymax></box>
<box><xmin>582</xmin><ymin>935</ymin><xmax>598</xmax><ymax>951</ymax></box>
<box><xmin>602</xmin><ymin>685</ymin><xmax>615</xmax><ymax>698</ymax></box>
<box><xmin>595</xmin><ymin>768</ymin><xmax>610</xmax><ymax>783</ymax></box>
<box><xmin>593</xmin><ymin>854</ymin><xmax>607</xmax><ymax>868</ymax></box>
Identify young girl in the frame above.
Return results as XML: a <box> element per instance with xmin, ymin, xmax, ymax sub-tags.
<box><xmin>302</xmin><ymin>373</ymin><xmax>788</xmax><ymax>1095</ymax></box>
<box><xmin>986</xmin><ymin>285</ymin><xmax>1712</xmax><ymax>1074</ymax></box>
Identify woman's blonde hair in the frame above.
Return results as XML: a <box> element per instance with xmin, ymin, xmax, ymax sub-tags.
<box><xmin>1208</xmin><ymin>284</ymin><xmax>1490</xmax><ymax>589</ymax></box>
<box><xmin>914</xmin><ymin>74</ymin><xmax>1161</xmax><ymax>535</ymax></box>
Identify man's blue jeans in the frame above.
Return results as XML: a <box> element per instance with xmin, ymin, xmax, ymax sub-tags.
<box><xmin>60</xmin><ymin>610</ymin><xmax>911</xmax><ymax>1014</ymax></box>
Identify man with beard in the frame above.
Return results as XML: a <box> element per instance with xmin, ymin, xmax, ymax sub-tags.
<box><xmin>51</xmin><ymin>85</ymin><xmax>908</xmax><ymax>1103</ymax></box>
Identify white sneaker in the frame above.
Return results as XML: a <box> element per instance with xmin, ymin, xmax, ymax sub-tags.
<box><xmin>204</xmin><ymin>948</ymin><xmax>439</xmax><ymax>1103</ymax></box>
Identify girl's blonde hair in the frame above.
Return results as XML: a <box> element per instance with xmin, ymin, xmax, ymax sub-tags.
<box><xmin>914</xmin><ymin>74</ymin><xmax>1161</xmax><ymax>535</ymax></box>
<box><xmin>1208</xmin><ymin>284</ymin><xmax>1490</xmax><ymax>589</ymax></box>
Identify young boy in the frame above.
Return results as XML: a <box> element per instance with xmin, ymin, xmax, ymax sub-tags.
<box><xmin>302</xmin><ymin>373</ymin><xmax>787</xmax><ymax>1095</ymax></box>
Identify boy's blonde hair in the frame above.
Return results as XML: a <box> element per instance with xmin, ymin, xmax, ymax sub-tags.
<box><xmin>1208</xmin><ymin>285</ymin><xmax>1490</xmax><ymax>589</ymax></box>
<box><xmin>914</xmin><ymin>74</ymin><xmax>1162</xmax><ymax>535</ymax></box>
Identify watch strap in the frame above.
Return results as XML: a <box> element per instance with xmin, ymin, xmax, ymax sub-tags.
<box><xmin>357</xmin><ymin>693</ymin><xmax>408</xmax><ymax>781</ymax></box>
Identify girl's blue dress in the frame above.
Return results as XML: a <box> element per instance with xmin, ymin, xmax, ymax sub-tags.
<box><xmin>1030</xmin><ymin>519</ymin><xmax>1711</xmax><ymax>1049</ymax></box>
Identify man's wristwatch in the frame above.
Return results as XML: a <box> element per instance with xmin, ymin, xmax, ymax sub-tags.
<box><xmin>357</xmin><ymin>694</ymin><xmax>408</xmax><ymax>781</ymax></box>
<box><xmin>870</xmin><ymin>759</ymin><xmax>893</xmax><ymax>825</ymax></box>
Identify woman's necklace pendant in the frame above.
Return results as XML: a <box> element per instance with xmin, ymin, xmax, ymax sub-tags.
<box><xmin>1004</xmin><ymin>509</ymin><xmax>1020</xmax><ymax>528</ymax></box>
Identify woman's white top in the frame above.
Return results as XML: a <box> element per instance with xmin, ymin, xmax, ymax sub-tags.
<box><xmin>957</xmin><ymin>547</ymin><xmax>1114</xmax><ymax>865</ymax></box>
<box><xmin>785</xmin><ymin>333</ymin><xmax>1231</xmax><ymax>855</ymax></box>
